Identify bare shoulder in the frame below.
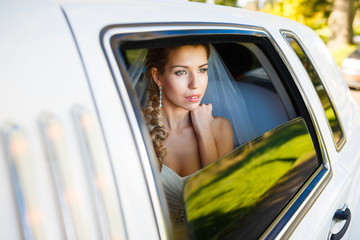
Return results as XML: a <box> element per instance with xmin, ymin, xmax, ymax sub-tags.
<box><xmin>212</xmin><ymin>116</ymin><xmax>234</xmax><ymax>155</ymax></box>
<box><xmin>213</xmin><ymin>116</ymin><xmax>231</xmax><ymax>127</ymax></box>
<box><xmin>212</xmin><ymin>116</ymin><xmax>233</xmax><ymax>135</ymax></box>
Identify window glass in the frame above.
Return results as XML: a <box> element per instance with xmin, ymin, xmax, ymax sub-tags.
<box><xmin>285</xmin><ymin>36</ymin><xmax>344</xmax><ymax>148</ymax></box>
<box><xmin>184</xmin><ymin>118</ymin><xmax>318</xmax><ymax>239</ymax></box>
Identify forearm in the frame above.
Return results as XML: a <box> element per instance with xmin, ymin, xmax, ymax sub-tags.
<box><xmin>196</xmin><ymin>130</ymin><xmax>219</xmax><ymax>167</ymax></box>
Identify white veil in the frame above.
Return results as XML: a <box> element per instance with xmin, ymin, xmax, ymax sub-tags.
<box><xmin>127</xmin><ymin>45</ymin><xmax>257</xmax><ymax>147</ymax></box>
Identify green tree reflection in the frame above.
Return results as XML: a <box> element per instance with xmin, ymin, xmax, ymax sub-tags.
<box><xmin>184</xmin><ymin>118</ymin><xmax>319</xmax><ymax>239</ymax></box>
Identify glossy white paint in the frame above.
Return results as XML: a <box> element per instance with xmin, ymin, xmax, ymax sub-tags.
<box><xmin>0</xmin><ymin>1</ymin><xmax>103</xmax><ymax>239</ymax></box>
<box><xmin>0</xmin><ymin>0</ymin><xmax>128</xmax><ymax>239</ymax></box>
<box><xmin>1</xmin><ymin>0</ymin><xmax>360</xmax><ymax>239</ymax></box>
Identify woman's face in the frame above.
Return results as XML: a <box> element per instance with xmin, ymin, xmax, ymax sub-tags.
<box><xmin>156</xmin><ymin>45</ymin><xmax>208</xmax><ymax>112</ymax></box>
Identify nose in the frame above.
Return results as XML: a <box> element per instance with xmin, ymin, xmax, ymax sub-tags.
<box><xmin>188</xmin><ymin>71</ymin><xmax>200</xmax><ymax>89</ymax></box>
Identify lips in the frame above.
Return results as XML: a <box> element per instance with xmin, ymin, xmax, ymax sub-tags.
<box><xmin>186</xmin><ymin>94</ymin><xmax>201</xmax><ymax>103</ymax></box>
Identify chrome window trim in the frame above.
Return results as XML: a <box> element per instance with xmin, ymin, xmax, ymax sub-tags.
<box><xmin>39</xmin><ymin>114</ymin><xmax>76</xmax><ymax>240</ymax></box>
<box><xmin>71</xmin><ymin>106</ymin><xmax>111</xmax><ymax>240</ymax></box>
<box><xmin>71</xmin><ymin>105</ymin><xmax>127</xmax><ymax>240</ymax></box>
<box><xmin>262</xmin><ymin>164</ymin><xmax>331</xmax><ymax>240</ymax></box>
<box><xmin>281</xmin><ymin>30</ymin><xmax>346</xmax><ymax>152</ymax></box>
<box><xmin>101</xmin><ymin>23</ymin><xmax>331</xmax><ymax>240</ymax></box>
<box><xmin>2</xmin><ymin>124</ymin><xmax>35</xmax><ymax>240</ymax></box>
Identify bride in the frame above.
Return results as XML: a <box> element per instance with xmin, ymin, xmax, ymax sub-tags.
<box><xmin>144</xmin><ymin>44</ymin><xmax>234</xmax><ymax>175</ymax></box>
<box><xmin>129</xmin><ymin>43</ymin><xmax>256</xmax><ymax>238</ymax></box>
<box><xmin>144</xmin><ymin>44</ymin><xmax>233</xmax><ymax>238</ymax></box>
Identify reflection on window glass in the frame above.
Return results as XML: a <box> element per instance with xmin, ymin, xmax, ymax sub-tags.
<box><xmin>125</xmin><ymin>48</ymin><xmax>146</xmax><ymax>66</ymax></box>
<box><xmin>183</xmin><ymin>118</ymin><xmax>319</xmax><ymax>239</ymax></box>
<box><xmin>285</xmin><ymin>37</ymin><xmax>344</xmax><ymax>148</ymax></box>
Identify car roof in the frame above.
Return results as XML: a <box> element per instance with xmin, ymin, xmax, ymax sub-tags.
<box><xmin>60</xmin><ymin>0</ymin><xmax>305</xmax><ymax>29</ymax></box>
<box><xmin>3</xmin><ymin>0</ymin><xmax>307</xmax><ymax>29</ymax></box>
<box><xmin>2</xmin><ymin>0</ymin><xmax>313</xmax><ymax>42</ymax></box>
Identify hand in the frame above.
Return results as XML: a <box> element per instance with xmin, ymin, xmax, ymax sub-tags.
<box><xmin>190</xmin><ymin>103</ymin><xmax>214</xmax><ymax>134</ymax></box>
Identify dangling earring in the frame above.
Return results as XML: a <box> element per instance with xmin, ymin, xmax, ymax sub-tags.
<box><xmin>159</xmin><ymin>86</ymin><xmax>162</xmax><ymax>108</ymax></box>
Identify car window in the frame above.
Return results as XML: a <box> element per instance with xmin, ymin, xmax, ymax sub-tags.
<box><xmin>283</xmin><ymin>33</ymin><xmax>345</xmax><ymax>150</ymax></box>
<box><xmin>105</xmin><ymin>27</ymin><xmax>329</xmax><ymax>239</ymax></box>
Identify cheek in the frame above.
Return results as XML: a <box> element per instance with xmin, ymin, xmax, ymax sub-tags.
<box><xmin>200</xmin><ymin>74</ymin><xmax>208</xmax><ymax>90</ymax></box>
<box><xmin>163</xmin><ymin>77</ymin><xmax>185</xmax><ymax>97</ymax></box>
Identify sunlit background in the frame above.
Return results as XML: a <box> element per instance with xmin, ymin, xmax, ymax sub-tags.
<box><xmin>189</xmin><ymin>0</ymin><xmax>360</xmax><ymax>101</ymax></box>
<box><xmin>189</xmin><ymin>0</ymin><xmax>359</xmax><ymax>63</ymax></box>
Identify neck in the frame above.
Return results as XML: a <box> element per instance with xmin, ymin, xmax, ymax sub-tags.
<box><xmin>162</xmin><ymin>104</ymin><xmax>191</xmax><ymax>132</ymax></box>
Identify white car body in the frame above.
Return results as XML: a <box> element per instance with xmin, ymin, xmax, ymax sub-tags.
<box><xmin>1</xmin><ymin>0</ymin><xmax>360</xmax><ymax>239</ymax></box>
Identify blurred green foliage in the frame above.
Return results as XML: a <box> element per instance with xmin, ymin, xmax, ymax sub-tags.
<box><xmin>355</xmin><ymin>25</ymin><xmax>360</xmax><ymax>35</ymax></box>
<box><xmin>214</xmin><ymin>0</ymin><xmax>238</xmax><ymax>6</ymax></box>
<box><xmin>189</xmin><ymin>0</ymin><xmax>238</xmax><ymax>6</ymax></box>
<box><xmin>262</xmin><ymin>0</ymin><xmax>331</xmax><ymax>30</ymax></box>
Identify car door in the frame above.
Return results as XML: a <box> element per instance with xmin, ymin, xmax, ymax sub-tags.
<box><xmin>280</xmin><ymin>30</ymin><xmax>360</xmax><ymax>240</ymax></box>
<box><xmin>95</xmin><ymin>24</ymin><xmax>337</xmax><ymax>239</ymax></box>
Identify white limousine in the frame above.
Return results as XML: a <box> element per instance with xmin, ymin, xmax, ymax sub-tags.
<box><xmin>1</xmin><ymin>0</ymin><xmax>360</xmax><ymax>239</ymax></box>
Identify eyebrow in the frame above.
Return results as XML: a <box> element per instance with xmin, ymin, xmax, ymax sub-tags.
<box><xmin>171</xmin><ymin>63</ymin><xmax>208</xmax><ymax>69</ymax></box>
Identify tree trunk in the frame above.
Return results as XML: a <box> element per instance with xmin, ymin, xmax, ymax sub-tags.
<box><xmin>328</xmin><ymin>0</ymin><xmax>354</xmax><ymax>49</ymax></box>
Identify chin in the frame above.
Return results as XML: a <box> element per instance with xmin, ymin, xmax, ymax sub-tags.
<box><xmin>185</xmin><ymin>103</ymin><xmax>201</xmax><ymax>111</ymax></box>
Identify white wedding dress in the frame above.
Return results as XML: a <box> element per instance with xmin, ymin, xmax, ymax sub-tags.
<box><xmin>161</xmin><ymin>165</ymin><xmax>198</xmax><ymax>239</ymax></box>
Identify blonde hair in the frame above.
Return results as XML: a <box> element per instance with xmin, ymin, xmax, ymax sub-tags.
<box><xmin>143</xmin><ymin>83</ymin><xmax>168</xmax><ymax>168</ymax></box>
<box><xmin>144</xmin><ymin>45</ymin><xmax>210</xmax><ymax>168</ymax></box>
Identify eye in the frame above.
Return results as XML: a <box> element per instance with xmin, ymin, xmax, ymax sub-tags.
<box><xmin>175</xmin><ymin>70</ymin><xmax>186</xmax><ymax>76</ymax></box>
<box><xmin>199</xmin><ymin>68</ymin><xmax>208</xmax><ymax>73</ymax></box>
